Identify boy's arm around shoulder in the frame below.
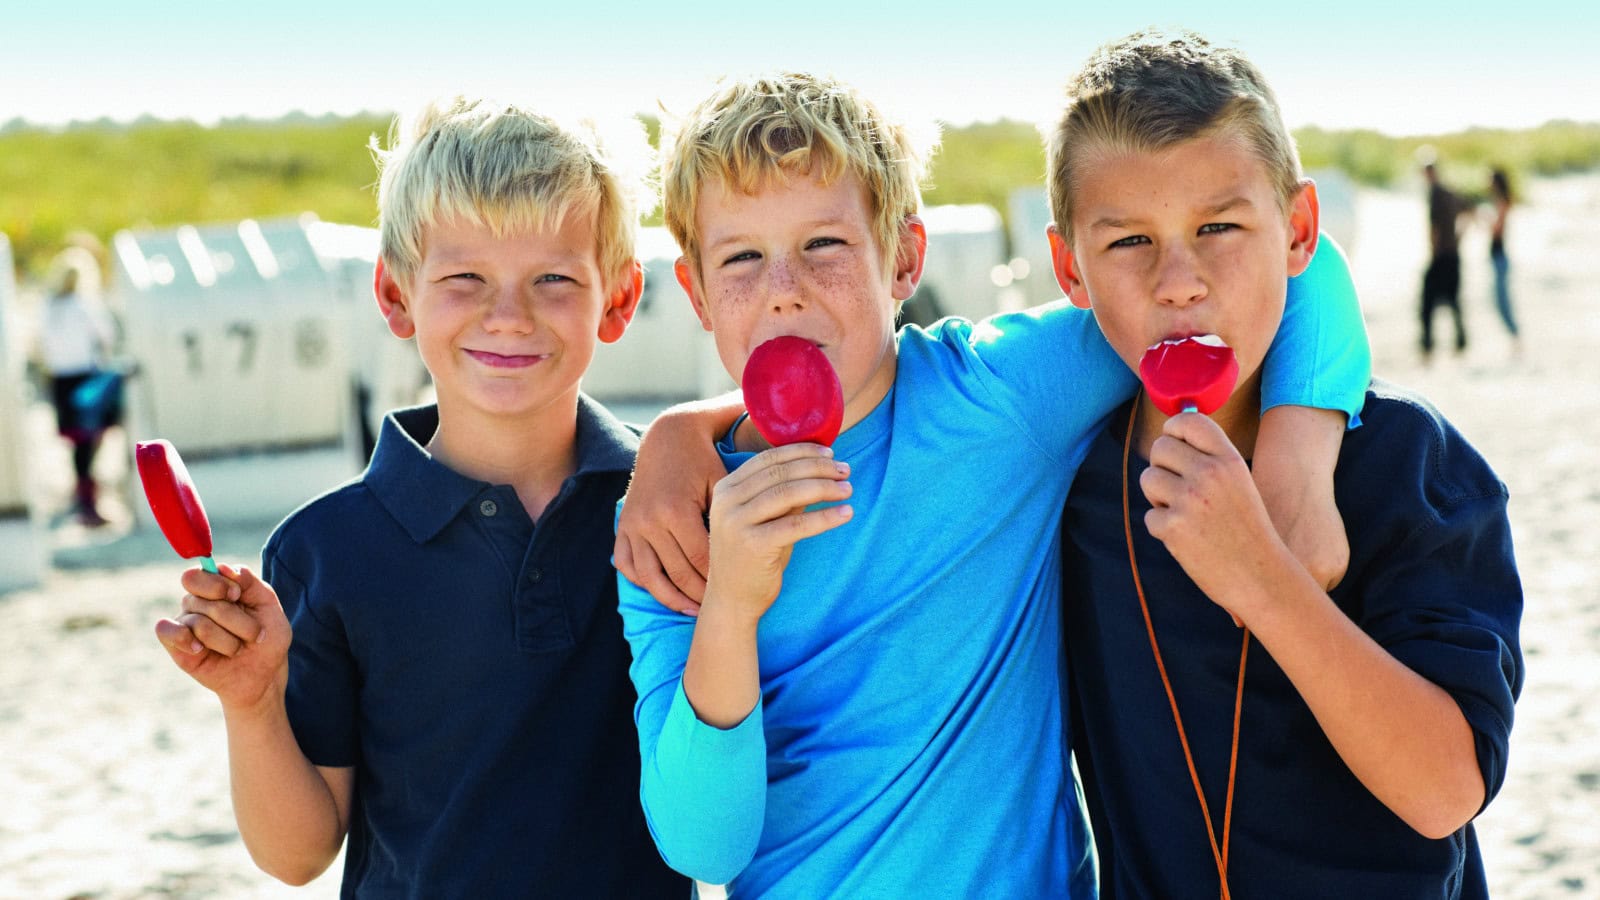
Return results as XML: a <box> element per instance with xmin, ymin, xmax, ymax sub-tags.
<box><xmin>935</xmin><ymin>302</ymin><xmax>1139</xmax><ymax>461</ymax></box>
<box><xmin>154</xmin><ymin>559</ymin><xmax>353</xmax><ymax>885</ymax></box>
<box><xmin>615</xmin><ymin>506</ymin><xmax>770</xmax><ymax>884</ymax></box>
<box><xmin>1255</xmin><ymin>234</ymin><xmax>1373</xmax><ymax>589</ymax></box>
<box><xmin>615</xmin><ymin>390</ymin><xmax>748</xmax><ymax>612</ymax></box>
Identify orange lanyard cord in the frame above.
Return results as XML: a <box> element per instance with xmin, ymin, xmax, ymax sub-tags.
<box><xmin>1120</xmin><ymin>396</ymin><xmax>1249</xmax><ymax>900</ymax></box>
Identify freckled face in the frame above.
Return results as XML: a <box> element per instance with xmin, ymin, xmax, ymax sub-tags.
<box><xmin>684</xmin><ymin>169</ymin><xmax>902</xmax><ymax>434</ymax></box>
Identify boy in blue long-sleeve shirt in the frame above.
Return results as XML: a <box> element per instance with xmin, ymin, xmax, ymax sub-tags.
<box><xmin>614</xmin><ymin>72</ymin><xmax>1372</xmax><ymax>896</ymax></box>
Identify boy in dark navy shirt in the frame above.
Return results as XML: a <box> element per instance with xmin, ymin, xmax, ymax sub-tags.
<box><xmin>1045</xmin><ymin>30</ymin><xmax>1524</xmax><ymax>898</ymax></box>
<box><xmin>153</xmin><ymin>97</ymin><xmax>687</xmax><ymax>898</ymax></box>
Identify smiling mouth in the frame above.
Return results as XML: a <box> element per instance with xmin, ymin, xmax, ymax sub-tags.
<box><xmin>465</xmin><ymin>349</ymin><xmax>547</xmax><ymax>368</ymax></box>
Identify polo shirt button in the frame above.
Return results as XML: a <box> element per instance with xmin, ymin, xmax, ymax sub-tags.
<box><xmin>528</xmin><ymin>568</ymin><xmax>544</xmax><ymax>583</ymax></box>
<box><xmin>479</xmin><ymin>499</ymin><xmax>498</xmax><ymax>517</ymax></box>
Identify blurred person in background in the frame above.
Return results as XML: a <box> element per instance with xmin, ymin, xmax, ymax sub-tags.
<box><xmin>1419</xmin><ymin>156</ymin><xmax>1471</xmax><ymax>360</ymax></box>
<box><xmin>36</xmin><ymin>248</ymin><xmax>119</xmax><ymax>526</ymax></box>
<box><xmin>1487</xmin><ymin>167</ymin><xmax>1519</xmax><ymax>353</ymax></box>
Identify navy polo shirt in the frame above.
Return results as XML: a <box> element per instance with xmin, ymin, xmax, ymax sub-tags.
<box><xmin>1063</xmin><ymin>381</ymin><xmax>1523</xmax><ymax>899</ymax></box>
<box><xmin>262</xmin><ymin>398</ymin><xmax>687</xmax><ymax>899</ymax></box>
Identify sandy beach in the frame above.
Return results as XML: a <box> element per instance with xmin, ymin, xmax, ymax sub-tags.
<box><xmin>2</xmin><ymin>175</ymin><xmax>1597</xmax><ymax>898</ymax></box>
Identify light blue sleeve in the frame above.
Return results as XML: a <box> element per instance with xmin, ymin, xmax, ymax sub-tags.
<box><xmin>1260</xmin><ymin>233</ymin><xmax>1372</xmax><ymax>426</ymax></box>
<box><xmin>614</xmin><ymin>502</ymin><xmax>769</xmax><ymax>885</ymax></box>
<box><xmin>949</xmin><ymin>300</ymin><xmax>1138</xmax><ymax>464</ymax></box>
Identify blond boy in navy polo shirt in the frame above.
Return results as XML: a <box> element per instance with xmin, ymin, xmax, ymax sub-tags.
<box><xmin>153</xmin><ymin>98</ymin><xmax>687</xmax><ymax>898</ymax></box>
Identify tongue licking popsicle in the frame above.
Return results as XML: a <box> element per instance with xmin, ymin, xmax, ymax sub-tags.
<box><xmin>135</xmin><ymin>439</ymin><xmax>218</xmax><ymax>574</ymax></box>
<box><xmin>741</xmin><ymin>336</ymin><xmax>845</xmax><ymax>447</ymax></box>
<box><xmin>1138</xmin><ymin>334</ymin><xmax>1240</xmax><ymax>416</ymax></box>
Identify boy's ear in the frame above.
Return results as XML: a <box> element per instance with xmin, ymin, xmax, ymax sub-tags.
<box><xmin>1286</xmin><ymin>180</ymin><xmax>1321</xmax><ymax>278</ymax></box>
<box><xmin>1046</xmin><ymin>224</ymin><xmax>1093</xmax><ymax>310</ymax></box>
<box><xmin>597</xmin><ymin>259</ymin><xmax>644</xmax><ymax>344</ymax></box>
<box><xmin>373</xmin><ymin>258</ymin><xmax>416</xmax><ymax>339</ymax></box>
<box><xmin>891</xmin><ymin>215</ymin><xmax>929</xmax><ymax>303</ymax></box>
<box><xmin>674</xmin><ymin>256</ymin><xmax>715</xmax><ymax>332</ymax></box>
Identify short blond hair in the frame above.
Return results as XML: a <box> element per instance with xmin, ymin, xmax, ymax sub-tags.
<box><xmin>1046</xmin><ymin>29</ymin><xmax>1302</xmax><ymax>242</ymax></box>
<box><xmin>662</xmin><ymin>72</ymin><xmax>931</xmax><ymax>271</ymax></box>
<box><xmin>373</xmin><ymin>96</ymin><xmax>653</xmax><ymax>288</ymax></box>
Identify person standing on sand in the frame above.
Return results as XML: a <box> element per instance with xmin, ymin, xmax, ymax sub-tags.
<box><xmin>1420</xmin><ymin>158</ymin><xmax>1470</xmax><ymax>360</ymax></box>
<box><xmin>35</xmin><ymin>250</ymin><xmax>119</xmax><ymax>527</ymax></box>
<box><xmin>1487</xmin><ymin>167</ymin><xmax>1520</xmax><ymax>353</ymax></box>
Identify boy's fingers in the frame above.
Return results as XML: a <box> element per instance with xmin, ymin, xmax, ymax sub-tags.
<box><xmin>754</xmin><ymin>503</ymin><xmax>854</xmax><ymax>546</ymax></box>
<box><xmin>627</xmin><ymin>536</ymin><xmax>702</xmax><ymax>616</ymax></box>
<box><xmin>746</xmin><ymin>477</ymin><xmax>854</xmax><ymax>525</ymax></box>
<box><xmin>726</xmin><ymin>447</ymin><xmax>845</xmax><ymax>496</ymax></box>
<box><xmin>180</xmin><ymin>566</ymin><xmax>242</xmax><ymax>602</ymax></box>
<box><xmin>613</xmin><ymin>531</ymin><xmax>640</xmax><ymax>583</ymax></box>
<box><xmin>1138</xmin><ymin>466</ymin><xmax>1182</xmax><ymax>510</ymax></box>
<box><xmin>154</xmin><ymin>618</ymin><xmax>205</xmax><ymax>657</ymax></box>
<box><xmin>180</xmin><ymin>594</ymin><xmax>265</xmax><ymax>644</ymax></box>
<box><xmin>655</xmin><ymin>532</ymin><xmax>709</xmax><ymax>605</ymax></box>
<box><xmin>178</xmin><ymin>612</ymin><xmax>245</xmax><ymax>658</ymax></box>
<box><xmin>1161</xmin><ymin>412</ymin><xmax>1231</xmax><ymax>456</ymax></box>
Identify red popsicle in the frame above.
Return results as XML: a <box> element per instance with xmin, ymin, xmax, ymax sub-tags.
<box><xmin>1139</xmin><ymin>334</ymin><xmax>1239</xmax><ymax>416</ymax></box>
<box><xmin>741</xmin><ymin>336</ymin><xmax>845</xmax><ymax>447</ymax></box>
<box><xmin>135</xmin><ymin>439</ymin><xmax>218</xmax><ymax>573</ymax></box>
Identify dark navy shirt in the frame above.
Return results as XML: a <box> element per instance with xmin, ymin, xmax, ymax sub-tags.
<box><xmin>262</xmin><ymin>399</ymin><xmax>687</xmax><ymax>899</ymax></box>
<box><xmin>1063</xmin><ymin>381</ymin><xmax>1523</xmax><ymax>899</ymax></box>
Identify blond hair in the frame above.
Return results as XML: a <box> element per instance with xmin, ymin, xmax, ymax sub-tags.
<box><xmin>1046</xmin><ymin>29</ymin><xmax>1302</xmax><ymax>241</ymax></box>
<box><xmin>661</xmin><ymin>72</ymin><xmax>931</xmax><ymax>271</ymax></box>
<box><xmin>373</xmin><ymin>96</ymin><xmax>653</xmax><ymax>288</ymax></box>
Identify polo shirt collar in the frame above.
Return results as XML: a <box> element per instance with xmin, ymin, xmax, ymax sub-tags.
<box><xmin>366</xmin><ymin>396</ymin><xmax>639</xmax><ymax>544</ymax></box>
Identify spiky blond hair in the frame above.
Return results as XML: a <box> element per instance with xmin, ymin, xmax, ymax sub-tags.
<box><xmin>661</xmin><ymin>73</ymin><xmax>932</xmax><ymax>271</ymax></box>
<box><xmin>373</xmin><ymin>96</ymin><xmax>653</xmax><ymax>288</ymax></box>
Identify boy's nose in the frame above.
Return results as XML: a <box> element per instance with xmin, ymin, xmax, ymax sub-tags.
<box><xmin>1154</xmin><ymin>243</ymin><xmax>1207</xmax><ymax>308</ymax></box>
<box><xmin>484</xmin><ymin>285</ymin><xmax>536</xmax><ymax>331</ymax></box>
<box><xmin>765</xmin><ymin>257</ymin><xmax>807</xmax><ymax>313</ymax></box>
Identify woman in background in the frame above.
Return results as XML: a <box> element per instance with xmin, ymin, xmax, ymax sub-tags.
<box><xmin>1488</xmin><ymin>167</ymin><xmax>1520</xmax><ymax>352</ymax></box>
<box><xmin>38</xmin><ymin>250</ymin><xmax>119</xmax><ymax>526</ymax></box>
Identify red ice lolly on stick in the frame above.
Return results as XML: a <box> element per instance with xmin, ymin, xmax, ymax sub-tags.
<box><xmin>135</xmin><ymin>439</ymin><xmax>218</xmax><ymax>574</ymax></box>
<box><xmin>1139</xmin><ymin>334</ymin><xmax>1240</xmax><ymax>416</ymax></box>
<box><xmin>741</xmin><ymin>336</ymin><xmax>845</xmax><ymax>447</ymax></box>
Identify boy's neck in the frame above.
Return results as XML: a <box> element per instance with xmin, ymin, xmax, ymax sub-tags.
<box><xmin>426</xmin><ymin>394</ymin><xmax>581</xmax><ymax>521</ymax></box>
<box><xmin>1134</xmin><ymin>376</ymin><xmax>1263</xmax><ymax>461</ymax></box>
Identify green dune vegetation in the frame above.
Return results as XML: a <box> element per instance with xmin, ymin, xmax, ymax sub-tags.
<box><xmin>3</xmin><ymin>112</ymin><xmax>1598</xmax><ymax>281</ymax></box>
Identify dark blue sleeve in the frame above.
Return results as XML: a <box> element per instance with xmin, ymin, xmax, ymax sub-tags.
<box><xmin>1356</xmin><ymin>450</ymin><xmax>1523</xmax><ymax>809</ymax></box>
<box><xmin>263</xmin><ymin>539</ymin><xmax>360</xmax><ymax>768</ymax></box>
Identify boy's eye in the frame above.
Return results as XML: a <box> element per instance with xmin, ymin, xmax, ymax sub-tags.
<box><xmin>1108</xmin><ymin>235</ymin><xmax>1150</xmax><ymax>249</ymax></box>
<box><xmin>536</xmin><ymin>273</ymin><xmax>572</xmax><ymax>284</ymax></box>
<box><xmin>1199</xmin><ymin>223</ymin><xmax>1237</xmax><ymax>235</ymax></box>
<box><xmin>446</xmin><ymin>272</ymin><xmax>484</xmax><ymax>282</ymax></box>
<box><xmin>721</xmin><ymin>250</ymin><xmax>760</xmax><ymax>266</ymax></box>
<box><xmin>806</xmin><ymin>237</ymin><xmax>844</xmax><ymax>250</ymax></box>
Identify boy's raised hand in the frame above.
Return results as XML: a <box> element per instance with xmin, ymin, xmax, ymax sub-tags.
<box><xmin>702</xmin><ymin>443</ymin><xmax>853</xmax><ymax>623</ymax></box>
<box><xmin>155</xmin><ymin>564</ymin><xmax>291</xmax><ymax>713</ymax></box>
<box><xmin>1140</xmin><ymin>413</ymin><xmax>1296</xmax><ymax>624</ymax></box>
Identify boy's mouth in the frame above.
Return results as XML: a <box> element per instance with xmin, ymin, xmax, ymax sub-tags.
<box><xmin>1153</xmin><ymin>332</ymin><xmax>1228</xmax><ymax>348</ymax></box>
<box><xmin>465</xmin><ymin>349</ymin><xmax>548</xmax><ymax>368</ymax></box>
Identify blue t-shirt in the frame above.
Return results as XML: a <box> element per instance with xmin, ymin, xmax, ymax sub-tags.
<box><xmin>264</xmin><ymin>400</ymin><xmax>687</xmax><ymax>899</ymax></box>
<box><xmin>1063</xmin><ymin>381</ymin><xmax>1523</xmax><ymax>899</ymax></box>
<box><xmin>621</xmin><ymin>239</ymin><xmax>1371</xmax><ymax>897</ymax></box>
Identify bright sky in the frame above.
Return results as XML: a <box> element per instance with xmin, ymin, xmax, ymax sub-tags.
<box><xmin>3</xmin><ymin>0</ymin><xmax>1595</xmax><ymax>136</ymax></box>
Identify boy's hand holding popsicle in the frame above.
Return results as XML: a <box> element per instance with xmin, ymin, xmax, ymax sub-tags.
<box><xmin>701</xmin><ymin>337</ymin><xmax>852</xmax><ymax>622</ymax></box>
<box><xmin>1138</xmin><ymin>335</ymin><xmax>1343</xmax><ymax>616</ymax></box>
<box><xmin>141</xmin><ymin>439</ymin><xmax>291</xmax><ymax>712</ymax></box>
